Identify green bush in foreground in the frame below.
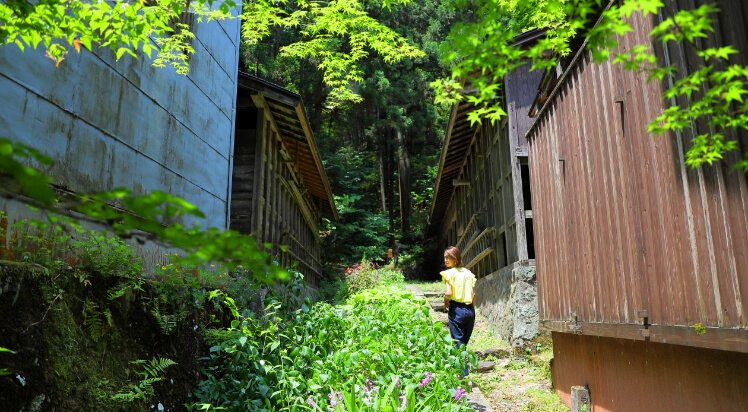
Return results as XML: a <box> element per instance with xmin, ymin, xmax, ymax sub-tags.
<box><xmin>192</xmin><ymin>285</ymin><xmax>477</xmax><ymax>411</ymax></box>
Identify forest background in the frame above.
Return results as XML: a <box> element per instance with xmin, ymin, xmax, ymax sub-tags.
<box><xmin>238</xmin><ymin>0</ymin><xmax>534</xmax><ymax>277</ymax></box>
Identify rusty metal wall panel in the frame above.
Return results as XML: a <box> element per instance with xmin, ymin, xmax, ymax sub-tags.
<box><xmin>527</xmin><ymin>1</ymin><xmax>748</xmax><ymax>336</ymax></box>
<box><xmin>551</xmin><ymin>332</ymin><xmax>748</xmax><ymax>412</ymax></box>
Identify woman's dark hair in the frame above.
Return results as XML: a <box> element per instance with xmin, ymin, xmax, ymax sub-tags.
<box><xmin>443</xmin><ymin>246</ymin><xmax>463</xmax><ymax>267</ymax></box>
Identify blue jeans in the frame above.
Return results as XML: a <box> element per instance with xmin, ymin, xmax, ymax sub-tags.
<box><xmin>448</xmin><ymin>301</ymin><xmax>475</xmax><ymax>377</ymax></box>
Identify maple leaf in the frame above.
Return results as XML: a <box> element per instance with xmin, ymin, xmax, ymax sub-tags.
<box><xmin>723</xmin><ymin>87</ymin><xmax>745</xmax><ymax>103</ymax></box>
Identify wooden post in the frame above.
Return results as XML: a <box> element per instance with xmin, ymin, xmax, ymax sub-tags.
<box><xmin>251</xmin><ymin>108</ymin><xmax>266</xmax><ymax>236</ymax></box>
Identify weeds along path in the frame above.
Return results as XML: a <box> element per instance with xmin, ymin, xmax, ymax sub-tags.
<box><xmin>192</xmin><ymin>286</ymin><xmax>479</xmax><ymax>410</ymax></box>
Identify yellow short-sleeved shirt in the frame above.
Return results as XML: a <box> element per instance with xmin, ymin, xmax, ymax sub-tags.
<box><xmin>440</xmin><ymin>267</ymin><xmax>476</xmax><ymax>304</ymax></box>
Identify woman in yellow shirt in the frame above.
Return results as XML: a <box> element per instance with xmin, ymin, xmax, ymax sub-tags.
<box><xmin>440</xmin><ymin>246</ymin><xmax>476</xmax><ymax>377</ymax></box>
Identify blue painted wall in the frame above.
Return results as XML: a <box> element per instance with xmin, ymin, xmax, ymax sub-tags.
<box><xmin>0</xmin><ymin>10</ymin><xmax>242</xmax><ymax>266</ymax></box>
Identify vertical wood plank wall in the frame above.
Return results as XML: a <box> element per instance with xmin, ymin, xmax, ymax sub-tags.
<box><xmin>231</xmin><ymin>104</ymin><xmax>323</xmax><ymax>288</ymax></box>
<box><xmin>437</xmin><ymin>63</ymin><xmax>543</xmax><ymax>278</ymax></box>
<box><xmin>527</xmin><ymin>0</ymin><xmax>748</xmax><ymax>349</ymax></box>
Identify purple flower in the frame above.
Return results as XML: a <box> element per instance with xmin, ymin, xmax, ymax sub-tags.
<box><xmin>454</xmin><ymin>387</ymin><xmax>467</xmax><ymax>401</ymax></box>
<box><xmin>419</xmin><ymin>372</ymin><xmax>432</xmax><ymax>388</ymax></box>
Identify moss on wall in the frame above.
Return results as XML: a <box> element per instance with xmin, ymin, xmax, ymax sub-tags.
<box><xmin>0</xmin><ymin>261</ymin><xmax>212</xmax><ymax>411</ymax></box>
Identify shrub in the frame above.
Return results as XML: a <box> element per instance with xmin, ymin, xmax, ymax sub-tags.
<box><xmin>378</xmin><ymin>267</ymin><xmax>404</xmax><ymax>285</ymax></box>
<box><xmin>344</xmin><ymin>257</ymin><xmax>380</xmax><ymax>295</ymax></box>
<box><xmin>192</xmin><ymin>286</ymin><xmax>476</xmax><ymax>411</ymax></box>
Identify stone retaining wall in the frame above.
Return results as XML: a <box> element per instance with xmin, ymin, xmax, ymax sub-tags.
<box><xmin>474</xmin><ymin>261</ymin><xmax>538</xmax><ymax>348</ymax></box>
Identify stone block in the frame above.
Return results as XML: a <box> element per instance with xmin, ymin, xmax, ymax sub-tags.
<box><xmin>476</xmin><ymin>361</ymin><xmax>495</xmax><ymax>373</ymax></box>
<box><xmin>571</xmin><ymin>386</ymin><xmax>591</xmax><ymax>412</ymax></box>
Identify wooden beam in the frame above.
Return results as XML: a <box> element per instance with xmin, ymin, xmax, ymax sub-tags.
<box><xmin>463</xmin><ymin>227</ymin><xmax>496</xmax><ymax>257</ymax></box>
<box><xmin>294</xmin><ymin>102</ymin><xmax>338</xmax><ymax>221</ymax></box>
<box><xmin>539</xmin><ymin>321</ymin><xmax>748</xmax><ymax>354</ymax></box>
<box><xmin>453</xmin><ymin>179</ymin><xmax>471</xmax><ymax>186</ymax></box>
<box><xmin>465</xmin><ymin>248</ymin><xmax>494</xmax><ymax>270</ymax></box>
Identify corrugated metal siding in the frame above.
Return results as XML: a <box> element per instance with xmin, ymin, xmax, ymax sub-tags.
<box><xmin>527</xmin><ymin>1</ymin><xmax>748</xmax><ymax>339</ymax></box>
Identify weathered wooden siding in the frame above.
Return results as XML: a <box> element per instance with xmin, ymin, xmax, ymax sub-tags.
<box><xmin>0</xmin><ymin>10</ymin><xmax>242</xmax><ymax>268</ymax></box>
<box><xmin>527</xmin><ymin>0</ymin><xmax>748</xmax><ymax>352</ymax></box>
<box><xmin>230</xmin><ymin>109</ymin><xmax>258</xmax><ymax>235</ymax></box>
<box><xmin>428</xmin><ymin>57</ymin><xmax>544</xmax><ymax>345</ymax></box>
<box><xmin>231</xmin><ymin>77</ymin><xmax>333</xmax><ymax>288</ymax></box>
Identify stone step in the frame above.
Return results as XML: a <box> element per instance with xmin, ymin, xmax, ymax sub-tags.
<box><xmin>466</xmin><ymin>381</ymin><xmax>494</xmax><ymax>412</ymax></box>
<box><xmin>423</xmin><ymin>291</ymin><xmax>443</xmax><ymax>297</ymax></box>
<box><xmin>430</xmin><ymin>301</ymin><xmax>447</xmax><ymax>311</ymax></box>
<box><xmin>476</xmin><ymin>361</ymin><xmax>495</xmax><ymax>373</ymax></box>
<box><xmin>474</xmin><ymin>347</ymin><xmax>511</xmax><ymax>359</ymax></box>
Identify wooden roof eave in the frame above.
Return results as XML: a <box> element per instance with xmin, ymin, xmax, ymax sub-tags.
<box><xmin>237</xmin><ymin>73</ymin><xmax>338</xmax><ymax>222</ymax></box>
<box><xmin>293</xmin><ymin>101</ymin><xmax>338</xmax><ymax>222</ymax></box>
<box><xmin>427</xmin><ymin>102</ymin><xmax>461</xmax><ymax>226</ymax></box>
<box><xmin>524</xmin><ymin>3</ymin><xmax>615</xmax><ymax>141</ymax></box>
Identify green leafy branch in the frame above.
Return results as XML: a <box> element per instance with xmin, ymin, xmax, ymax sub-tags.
<box><xmin>0</xmin><ymin>137</ymin><xmax>288</xmax><ymax>284</ymax></box>
<box><xmin>0</xmin><ymin>347</ymin><xmax>15</xmax><ymax>376</ymax></box>
<box><xmin>435</xmin><ymin>0</ymin><xmax>748</xmax><ymax>171</ymax></box>
<box><xmin>0</xmin><ymin>0</ymin><xmax>231</xmax><ymax>73</ymax></box>
<box><xmin>243</xmin><ymin>0</ymin><xmax>426</xmax><ymax>106</ymax></box>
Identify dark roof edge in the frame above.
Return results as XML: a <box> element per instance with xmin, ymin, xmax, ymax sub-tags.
<box><xmin>510</xmin><ymin>27</ymin><xmax>548</xmax><ymax>48</ymax></box>
<box><xmin>237</xmin><ymin>72</ymin><xmax>302</xmax><ymax>106</ymax></box>
<box><xmin>524</xmin><ymin>1</ymin><xmax>616</xmax><ymax>142</ymax></box>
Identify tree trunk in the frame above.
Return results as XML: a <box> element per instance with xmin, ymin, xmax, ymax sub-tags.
<box><xmin>386</xmin><ymin>130</ymin><xmax>396</xmax><ymax>251</ymax></box>
<box><xmin>396</xmin><ymin>128</ymin><xmax>411</xmax><ymax>236</ymax></box>
<box><xmin>378</xmin><ymin>136</ymin><xmax>388</xmax><ymax>217</ymax></box>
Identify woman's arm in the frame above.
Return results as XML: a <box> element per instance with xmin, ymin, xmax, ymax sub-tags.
<box><xmin>444</xmin><ymin>281</ymin><xmax>452</xmax><ymax>307</ymax></box>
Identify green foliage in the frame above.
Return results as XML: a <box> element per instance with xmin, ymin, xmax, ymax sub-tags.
<box><xmin>70</xmin><ymin>229</ymin><xmax>144</xmax><ymax>279</ymax></box>
<box><xmin>2</xmin><ymin>208</ymin><xmax>73</xmax><ymax>269</ymax></box>
<box><xmin>242</xmin><ymin>0</ymin><xmax>425</xmax><ymax>105</ymax></box>
<box><xmin>693</xmin><ymin>322</ymin><xmax>706</xmax><ymax>335</ymax></box>
<box><xmin>0</xmin><ymin>347</ymin><xmax>14</xmax><ymax>376</ymax></box>
<box><xmin>1</xmin><ymin>0</ymin><xmax>422</xmax><ymax>102</ymax></box>
<box><xmin>193</xmin><ymin>285</ymin><xmax>475</xmax><ymax>410</ymax></box>
<box><xmin>0</xmin><ymin>139</ymin><xmax>289</xmax><ymax>286</ymax></box>
<box><xmin>436</xmin><ymin>0</ymin><xmax>748</xmax><ymax>171</ymax></box>
<box><xmin>378</xmin><ymin>267</ymin><xmax>405</xmax><ymax>285</ymax></box>
<box><xmin>149</xmin><ymin>295</ymin><xmax>180</xmax><ymax>335</ymax></box>
<box><xmin>320</xmin><ymin>148</ymin><xmax>391</xmax><ymax>264</ymax></box>
<box><xmin>0</xmin><ymin>0</ymin><xmax>233</xmax><ymax>73</ymax></box>
<box><xmin>521</xmin><ymin>388</ymin><xmax>567</xmax><ymax>412</ymax></box>
<box><xmin>111</xmin><ymin>358</ymin><xmax>177</xmax><ymax>404</ymax></box>
<box><xmin>0</xmin><ymin>138</ymin><xmax>55</xmax><ymax>204</ymax></box>
<box><xmin>83</xmin><ymin>299</ymin><xmax>114</xmax><ymax>342</ymax></box>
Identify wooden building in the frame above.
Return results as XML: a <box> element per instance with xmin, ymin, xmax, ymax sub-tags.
<box><xmin>427</xmin><ymin>31</ymin><xmax>545</xmax><ymax>347</ymax></box>
<box><xmin>232</xmin><ymin>74</ymin><xmax>337</xmax><ymax>289</ymax></box>
<box><xmin>526</xmin><ymin>1</ymin><xmax>748</xmax><ymax>410</ymax></box>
